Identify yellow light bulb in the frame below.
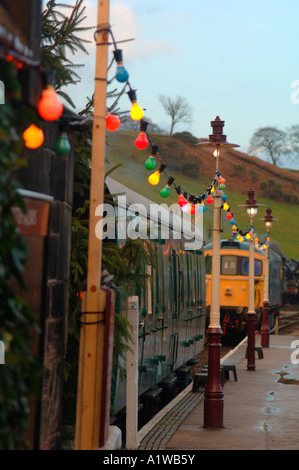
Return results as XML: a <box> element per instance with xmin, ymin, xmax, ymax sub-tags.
<box><xmin>148</xmin><ymin>170</ymin><xmax>160</xmax><ymax>185</ymax></box>
<box><xmin>211</xmin><ymin>186</ymin><xmax>214</xmax><ymax>193</ymax></box>
<box><xmin>223</xmin><ymin>202</ymin><xmax>229</xmax><ymax>211</ymax></box>
<box><xmin>232</xmin><ymin>224</ymin><xmax>237</xmax><ymax>230</ymax></box>
<box><xmin>130</xmin><ymin>101</ymin><xmax>144</xmax><ymax>121</ymax></box>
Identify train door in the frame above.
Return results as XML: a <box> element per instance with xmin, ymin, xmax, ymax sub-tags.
<box><xmin>194</xmin><ymin>251</ymin><xmax>205</xmax><ymax>355</ymax></box>
<box><xmin>153</xmin><ymin>242</ymin><xmax>169</xmax><ymax>384</ymax></box>
<box><xmin>168</xmin><ymin>246</ymin><xmax>181</xmax><ymax>371</ymax></box>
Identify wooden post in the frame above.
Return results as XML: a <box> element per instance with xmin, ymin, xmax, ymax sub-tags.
<box><xmin>126</xmin><ymin>297</ymin><xmax>139</xmax><ymax>450</ymax></box>
<box><xmin>75</xmin><ymin>0</ymin><xmax>110</xmax><ymax>450</ymax></box>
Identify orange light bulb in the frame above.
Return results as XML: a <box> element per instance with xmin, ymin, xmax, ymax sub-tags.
<box><xmin>38</xmin><ymin>86</ymin><xmax>63</xmax><ymax>121</ymax></box>
<box><xmin>106</xmin><ymin>113</ymin><xmax>120</xmax><ymax>131</ymax></box>
<box><xmin>23</xmin><ymin>124</ymin><xmax>44</xmax><ymax>149</ymax></box>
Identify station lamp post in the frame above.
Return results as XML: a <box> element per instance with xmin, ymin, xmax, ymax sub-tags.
<box><xmin>240</xmin><ymin>188</ymin><xmax>264</xmax><ymax>371</ymax></box>
<box><xmin>260</xmin><ymin>208</ymin><xmax>277</xmax><ymax>348</ymax></box>
<box><xmin>196</xmin><ymin>116</ymin><xmax>239</xmax><ymax>427</ymax></box>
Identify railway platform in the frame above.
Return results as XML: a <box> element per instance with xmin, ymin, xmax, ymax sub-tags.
<box><xmin>138</xmin><ymin>334</ymin><xmax>299</xmax><ymax>451</ymax></box>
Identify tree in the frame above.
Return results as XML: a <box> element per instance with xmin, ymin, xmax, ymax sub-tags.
<box><xmin>41</xmin><ymin>0</ymin><xmax>92</xmax><ymax>108</ymax></box>
<box><xmin>158</xmin><ymin>94</ymin><xmax>192</xmax><ymax>136</ymax></box>
<box><xmin>249</xmin><ymin>126</ymin><xmax>288</xmax><ymax>166</ymax></box>
<box><xmin>286</xmin><ymin>124</ymin><xmax>299</xmax><ymax>155</ymax></box>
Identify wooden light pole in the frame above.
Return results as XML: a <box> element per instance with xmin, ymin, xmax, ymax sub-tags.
<box><xmin>75</xmin><ymin>0</ymin><xmax>110</xmax><ymax>450</ymax></box>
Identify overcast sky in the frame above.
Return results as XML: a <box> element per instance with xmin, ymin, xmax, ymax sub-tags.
<box><xmin>43</xmin><ymin>0</ymin><xmax>299</xmax><ymax>166</ymax></box>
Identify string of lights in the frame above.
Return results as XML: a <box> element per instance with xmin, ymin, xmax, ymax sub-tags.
<box><xmin>2</xmin><ymin>25</ymin><xmax>270</xmax><ymax>251</ymax></box>
<box><xmin>102</xmin><ymin>28</ymin><xmax>272</xmax><ymax>250</ymax></box>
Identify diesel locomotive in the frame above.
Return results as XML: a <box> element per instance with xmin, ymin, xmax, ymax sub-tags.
<box><xmin>204</xmin><ymin>238</ymin><xmax>285</xmax><ymax>339</ymax></box>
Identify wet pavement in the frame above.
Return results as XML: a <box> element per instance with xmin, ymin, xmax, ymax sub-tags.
<box><xmin>139</xmin><ymin>334</ymin><xmax>299</xmax><ymax>451</ymax></box>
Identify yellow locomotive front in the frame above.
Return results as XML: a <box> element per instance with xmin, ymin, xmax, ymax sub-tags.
<box><xmin>205</xmin><ymin>239</ymin><xmax>265</xmax><ymax>337</ymax></box>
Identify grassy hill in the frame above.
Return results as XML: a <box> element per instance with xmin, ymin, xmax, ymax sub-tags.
<box><xmin>105</xmin><ymin>130</ymin><xmax>299</xmax><ymax>260</ymax></box>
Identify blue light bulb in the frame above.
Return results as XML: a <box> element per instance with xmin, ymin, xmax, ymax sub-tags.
<box><xmin>115</xmin><ymin>64</ymin><xmax>129</xmax><ymax>83</ymax></box>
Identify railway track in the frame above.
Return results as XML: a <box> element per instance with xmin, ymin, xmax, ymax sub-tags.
<box><xmin>270</xmin><ymin>303</ymin><xmax>299</xmax><ymax>335</ymax></box>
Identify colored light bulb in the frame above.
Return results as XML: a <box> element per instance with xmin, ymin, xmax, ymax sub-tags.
<box><xmin>232</xmin><ymin>224</ymin><xmax>237</xmax><ymax>231</ymax></box>
<box><xmin>106</xmin><ymin>113</ymin><xmax>120</xmax><ymax>131</ymax></box>
<box><xmin>198</xmin><ymin>203</ymin><xmax>206</xmax><ymax>213</ymax></box>
<box><xmin>177</xmin><ymin>193</ymin><xmax>188</xmax><ymax>207</ymax></box>
<box><xmin>181</xmin><ymin>202</ymin><xmax>191</xmax><ymax>213</ymax></box>
<box><xmin>219</xmin><ymin>183</ymin><xmax>226</xmax><ymax>190</ymax></box>
<box><xmin>230</xmin><ymin>218</ymin><xmax>236</xmax><ymax>225</ymax></box>
<box><xmin>222</xmin><ymin>193</ymin><xmax>227</xmax><ymax>201</ymax></box>
<box><xmin>135</xmin><ymin>131</ymin><xmax>148</xmax><ymax>149</ymax></box>
<box><xmin>160</xmin><ymin>185</ymin><xmax>170</xmax><ymax>198</ymax></box>
<box><xmin>226</xmin><ymin>212</ymin><xmax>233</xmax><ymax>220</ymax></box>
<box><xmin>23</xmin><ymin>124</ymin><xmax>44</xmax><ymax>149</ymax></box>
<box><xmin>55</xmin><ymin>132</ymin><xmax>71</xmax><ymax>155</ymax></box>
<box><xmin>145</xmin><ymin>156</ymin><xmax>156</xmax><ymax>170</ymax></box>
<box><xmin>38</xmin><ymin>86</ymin><xmax>63</xmax><ymax>121</ymax></box>
<box><xmin>219</xmin><ymin>176</ymin><xmax>226</xmax><ymax>185</ymax></box>
<box><xmin>223</xmin><ymin>202</ymin><xmax>229</xmax><ymax>211</ymax></box>
<box><xmin>115</xmin><ymin>64</ymin><xmax>129</xmax><ymax>83</ymax></box>
<box><xmin>148</xmin><ymin>170</ymin><xmax>161</xmax><ymax>185</ymax></box>
<box><xmin>113</xmin><ymin>49</ymin><xmax>129</xmax><ymax>83</ymax></box>
<box><xmin>206</xmin><ymin>195</ymin><xmax>213</xmax><ymax>204</ymax></box>
<box><xmin>190</xmin><ymin>204</ymin><xmax>197</xmax><ymax>215</ymax></box>
<box><xmin>232</xmin><ymin>230</ymin><xmax>237</xmax><ymax>238</ymax></box>
<box><xmin>130</xmin><ymin>101</ymin><xmax>144</xmax><ymax>121</ymax></box>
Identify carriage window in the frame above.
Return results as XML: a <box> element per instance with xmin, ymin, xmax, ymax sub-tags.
<box><xmin>221</xmin><ymin>255</ymin><xmax>237</xmax><ymax>275</ymax></box>
<box><xmin>242</xmin><ymin>258</ymin><xmax>263</xmax><ymax>276</ymax></box>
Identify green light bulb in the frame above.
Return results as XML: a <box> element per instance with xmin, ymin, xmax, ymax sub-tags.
<box><xmin>160</xmin><ymin>185</ymin><xmax>170</xmax><ymax>198</ymax></box>
<box><xmin>145</xmin><ymin>156</ymin><xmax>156</xmax><ymax>170</ymax></box>
<box><xmin>55</xmin><ymin>132</ymin><xmax>71</xmax><ymax>155</ymax></box>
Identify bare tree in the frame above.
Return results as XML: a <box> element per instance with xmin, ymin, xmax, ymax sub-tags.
<box><xmin>158</xmin><ymin>95</ymin><xmax>192</xmax><ymax>136</ymax></box>
<box><xmin>249</xmin><ymin>126</ymin><xmax>288</xmax><ymax>166</ymax></box>
<box><xmin>287</xmin><ymin>124</ymin><xmax>299</xmax><ymax>155</ymax></box>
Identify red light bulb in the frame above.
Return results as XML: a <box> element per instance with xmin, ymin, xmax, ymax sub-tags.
<box><xmin>226</xmin><ymin>212</ymin><xmax>233</xmax><ymax>220</ymax></box>
<box><xmin>206</xmin><ymin>195</ymin><xmax>213</xmax><ymax>204</ymax></box>
<box><xmin>177</xmin><ymin>193</ymin><xmax>187</xmax><ymax>207</ymax></box>
<box><xmin>190</xmin><ymin>204</ymin><xmax>197</xmax><ymax>215</ymax></box>
<box><xmin>219</xmin><ymin>176</ymin><xmax>226</xmax><ymax>185</ymax></box>
<box><xmin>38</xmin><ymin>86</ymin><xmax>63</xmax><ymax>121</ymax></box>
<box><xmin>135</xmin><ymin>131</ymin><xmax>148</xmax><ymax>150</ymax></box>
<box><xmin>106</xmin><ymin>113</ymin><xmax>120</xmax><ymax>131</ymax></box>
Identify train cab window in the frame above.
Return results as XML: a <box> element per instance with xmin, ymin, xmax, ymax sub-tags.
<box><xmin>221</xmin><ymin>255</ymin><xmax>238</xmax><ymax>275</ymax></box>
<box><xmin>242</xmin><ymin>258</ymin><xmax>263</xmax><ymax>276</ymax></box>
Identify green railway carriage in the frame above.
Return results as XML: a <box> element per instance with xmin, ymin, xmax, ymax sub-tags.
<box><xmin>105</xmin><ymin>178</ymin><xmax>206</xmax><ymax>426</ymax></box>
